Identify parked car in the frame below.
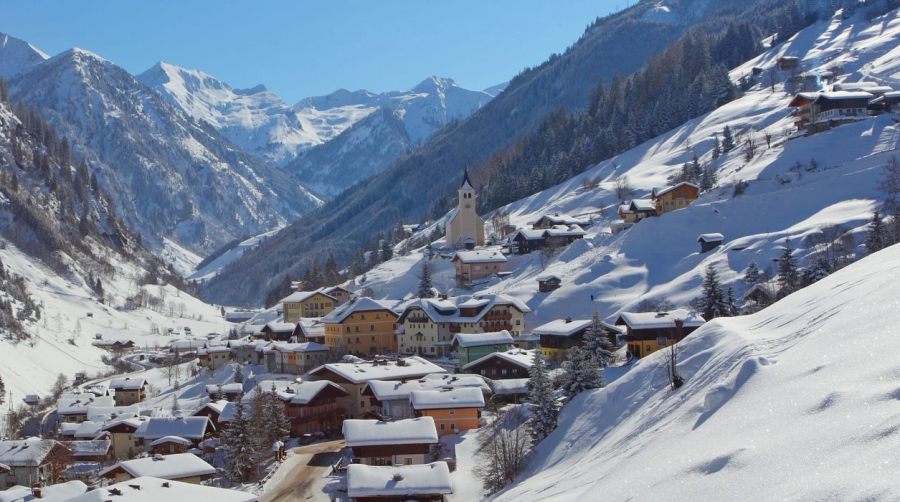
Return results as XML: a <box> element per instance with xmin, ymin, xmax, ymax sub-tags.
<box><xmin>300</xmin><ymin>431</ymin><xmax>325</xmax><ymax>445</ymax></box>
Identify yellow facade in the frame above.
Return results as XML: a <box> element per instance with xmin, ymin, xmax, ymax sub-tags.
<box><xmin>541</xmin><ymin>346</ymin><xmax>567</xmax><ymax>364</ymax></box>
<box><xmin>627</xmin><ymin>338</ymin><xmax>675</xmax><ymax>359</ymax></box>
<box><xmin>283</xmin><ymin>292</ymin><xmax>336</xmax><ymax>323</ymax></box>
<box><xmin>324</xmin><ymin>309</ymin><xmax>399</xmax><ymax>355</ymax></box>
<box><xmin>653</xmin><ymin>184</ymin><xmax>698</xmax><ymax>216</ymax></box>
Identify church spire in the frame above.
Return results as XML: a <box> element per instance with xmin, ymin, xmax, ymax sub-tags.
<box><xmin>461</xmin><ymin>167</ymin><xmax>474</xmax><ymax>190</ymax></box>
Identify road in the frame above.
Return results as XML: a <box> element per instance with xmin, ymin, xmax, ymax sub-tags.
<box><xmin>261</xmin><ymin>439</ymin><xmax>345</xmax><ymax>502</ymax></box>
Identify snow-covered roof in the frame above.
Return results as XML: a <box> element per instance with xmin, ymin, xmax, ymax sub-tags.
<box><xmin>101</xmin><ymin>416</ymin><xmax>146</xmax><ymax>432</ymax></box>
<box><xmin>271</xmin><ymin>341</ymin><xmax>330</xmax><ymax>353</ymax></box>
<box><xmin>0</xmin><ymin>480</ymin><xmax>88</xmax><ymax>502</ymax></box>
<box><xmin>453</xmin><ymin>249</ymin><xmax>507</xmax><ymax>264</ymax></box>
<box><xmin>73</xmin><ymin>421</ymin><xmax>105</xmax><ymax>439</ymax></box>
<box><xmin>167</xmin><ymin>339</ymin><xmax>207</xmax><ymax>350</ymax></box>
<box><xmin>262</xmin><ymin>321</ymin><xmax>296</xmax><ymax>333</ymax></box>
<box><xmin>653</xmin><ymin>182</ymin><xmax>699</xmax><ymax>199</ymax></box>
<box><xmin>512</xmin><ymin>228</ymin><xmax>547</xmax><ymax>241</ymax></box>
<box><xmin>57</xmin><ymin>395</ymin><xmax>115</xmax><ymax>416</ymax></box>
<box><xmin>198</xmin><ymin>346</ymin><xmax>232</xmax><ymax>355</ymax></box>
<box><xmin>134</xmin><ymin>417</ymin><xmax>210</xmax><ymax>440</ymax></box>
<box><xmin>310</xmin><ymin>356</ymin><xmax>447</xmax><ymax>384</ymax></box>
<box><xmin>615</xmin><ymin>309</ymin><xmax>706</xmax><ymax>330</ymax></box>
<box><xmin>364</xmin><ymin>373</ymin><xmax>489</xmax><ymax>401</ymax></box>
<box><xmin>536</xmin><ymin>274</ymin><xmax>561</xmax><ymax>281</ymax></box>
<box><xmin>69</xmin><ymin>440</ymin><xmax>111</xmax><ymax>457</ymax></box>
<box><xmin>100</xmin><ymin>454</ymin><xmax>215</xmax><ymax>481</ymax></box>
<box><xmin>398</xmin><ymin>293</ymin><xmax>530</xmax><ymax>325</ymax></box>
<box><xmin>816</xmin><ymin>90</ymin><xmax>875</xmax><ymax>101</ymax></box>
<box><xmin>833</xmin><ymin>81</ymin><xmax>885</xmax><ymax>91</ymax></box>
<box><xmin>545</xmin><ymin>224</ymin><xmax>586</xmax><ymax>237</ymax></box>
<box><xmin>698</xmin><ymin>233</ymin><xmax>724</xmax><ymax>243</ymax></box>
<box><xmin>410</xmin><ymin>387</ymin><xmax>485</xmax><ymax>410</ymax></box>
<box><xmin>452</xmin><ymin>330</ymin><xmax>514</xmax><ymax>348</ymax></box>
<box><xmin>529</xmin><ymin>212</ymin><xmax>588</xmax><ymax>226</ymax></box>
<box><xmin>532</xmin><ymin>319</ymin><xmax>592</xmax><ymax>337</ymax></box>
<box><xmin>253</xmin><ymin>379</ymin><xmax>348</xmax><ymax>405</ymax></box>
<box><xmin>343</xmin><ymin>417</ymin><xmax>439</xmax><ymax>447</ymax></box>
<box><xmin>68</xmin><ymin>477</ymin><xmax>257</xmax><ymax>502</ymax></box>
<box><xmin>192</xmin><ymin>399</ymin><xmax>230</xmax><ymax>417</ymax></box>
<box><xmin>320</xmin><ymin>297</ymin><xmax>396</xmax><ymax>324</ymax></box>
<box><xmin>280</xmin><ymin>290</ymin><xmax>336</xmax><ymax>304</ymax></box>
<box><xmin>0</xmin><ymin>439</ymin><xmax>57</xmax><ymax>467</ymax></box>
<box><xmin>347</xmin><ymin>462</ymin><xmax>452</xmax><ymax>498</ymax></box>
<box><xmin>463</xmin><ymin>348</ymin><xmax>535</xmax><ymax>371</ymax></box>
<box><xmin>204</xmin><ymin>383</ymin><xmax>244</xmax><ymax>395</ymax></box>
<box><xmin>86</xmin><ymin>405</ymin><xmax>140</xmax><ymax>422</ymax></box>
<box><xmin>490</xmin><ymin>378</ymin><xmax>530</xmax><ymax>395</ymax></box>
<box><xmin>149</xmin><ymin>436</ymin><xmax>192</xmax><ymax>447</ymax></box>
<box><xmin>109</xmin><ymin>377</ymin><xmax>146</xmax><ymax>390</ymax></box>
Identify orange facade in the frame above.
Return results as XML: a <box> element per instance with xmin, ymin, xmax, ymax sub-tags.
<box><xmin>324</xmin><ymin>309</ymin><xmax>399</xmax><ymax>355</ymax></box>
<box><xmin>416</xmin><ymin>408</ymin><xmax>480</xmax><ymax>436</ymax></box>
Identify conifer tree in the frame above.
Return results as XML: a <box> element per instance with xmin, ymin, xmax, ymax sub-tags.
<box><xmin>744</xmin><ymin>261</ymin><xmax>761</xmax><ymax>285</ymax></box>
<box><xmin>865</xmin><ymin>210</ymin><xmax>887</xmax><ymax>255</ymax></box>
<box><xmin>262</xmin><ymin>393</ymin><xmax>291</xmax><ymax>448</ymax></box>
<box><xmin>699</xmin><ymin>264</ymin><xmax>728</xmax><ymax>320</ymax></box>
<box><xmin>726</xmin><ymin>286</ymin><xmax>739</xmax><ymax>317</ymax></box>
<box><xmin>583</xmin><ymin>310</ymin><xmax>614</xmax><ymax>367</ymax></box>
<box><xmin>561</xmin><ymin>346</ymin><xmax>604</xmax><ymax>400</ymax></box>
<box><xmin>528</xmin><ymin>348</ymin><xmax>558</xmax><ymax>442</ymax></box>
<box><xmin>0</xmin><ymin>372</ymin><xmax>5</xmax><ymax>406</ymax></box>
<box><xmin>234</xmin><ymin>363</ymin><xmax>244</xmax><ymax>384</ymax></box>
<box><xmin>222</xmin><ymin>394</ymin><xmax>255</xmax><ymax>483</ymax></box>
<box><xmin>722</xmin><ymin>125</ymin><xmax>735</xmax><ymax>152</ymax></box>
<box><xmin>416</xmin><ymin>260</ymin><xmax>435</xmax><ymax>298</ymax></box>
<box><xmin>712</xmin><ymin>133</ymin><xmax>721</xmax><ymax>160</ymax></box>
<box><xmin>171</xmin><ymin>394</ymin><xmax>180</xmax><ymax>414</ymax></box>
<box><xmin>777</xmin><ymin>238</ymin><xmax>800</xmax><ymax>299</ymax></box>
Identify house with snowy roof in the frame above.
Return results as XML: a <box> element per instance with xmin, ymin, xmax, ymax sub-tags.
<box><xmin>410</xmin><ymin>387</ymin><xmax>485</xmax><ymax>435</ymax></box>
<box><xmin>615</xmin><ymin>309</ymin><xmax>706</xmax><ymax>359</ymax></box>
<box><xmin>57</xmin><ymin>394</ymin><xmax>116</xmax><ymax>424</ymax></box>
<box><xmin>0</xmin><ymin>479</ymin><xmax>88</xmax><ymax>501</ymax></box>
<box><xmin>259</xmin><ymin>321</ymin><xmax>299</xmax><ymax>342</ymax></box>
<box><xmin>347</xmin><ymin>462</ymin><xmax>452</xmax><ymax>502</ymax></box>
<box><xmin>99</xmin><ymin>453</ymin><xmax>215</xmax><ymax>484</ymax></box>
<box><xmin>197</xmin><ymin>345</ymin><xmax>233</xmax><ymax>371</ymax></box>
<box><xmin>109</xmin><ymin>378</ymin><xmax>147</xmax><ymax>406</ymax></box>
<box><xmin>536</xmin><ymin>274</ymin><xmax>562</xmax><ymax>292</ymax></box>
<box><xmin>452</xmin><ymin>249</ymin><xmax>507</xmax><ymax>285</ymax></box>
<box><xmin>533</xmin><ymin>318</ymin><xmax>593</xmax><ymax>364</ymax></box>
<box><xmin>321</xmin><ymin>285</ymin><xmax>355</xmax><ymax>306</ymax></box>
<box><xmin>698</xmin><ymin>233</ymin><xmax>725</xmax><ymax>253</ymax></box>
<box><xmin>396</xmin><ymin>294</ymin><xmax>530</xmax><ymax>358</ymax></box>
<box><xmin>101</xmin><ymin>417</ymin><xmax>146</xmax><ymax>460</ymax></box>
<box><xmin>134</xmin><ymin>417</ymin><xmax>213</xmax><ymax>450</ymax></box>
<box><xmin>788</xmin><ymin>90</ymin><xmax>875</xmax><ymax>134</ymax></box>
<box><xmin>463</xmin><ymin>348</ymin><xmax>535</xmax><ymax>380</ymax></box>
<box><xmin>321</xmin><ymin>297</ymin><xmax>400</xmax><ymax>357</ymax></box>
<box><xmin>68</xmin><ymin>476</ymin><xmax>258</xmax><ymax>502</ymax></box>
<box><xmin>149</xmin><ymin>436</ymin><xmax>192</xmax><ymax>456</ymax></box>
<box><xmin>617</xmin><ymin>199</ymin><xmax>656</xmax><ymax>224</ymax></box>
<box><xmin>445</xmin><ymin>169</ymin><xmax>485</xmax><ymax>249</ymax></box>
<box><xmin>343</xmin><ymin>417</ymin><xmax>439</xmax><ymax>466</ymax></box>
<box><xmin>296</xmin><ymin>319</ymin><xmax>327</xmax><ymax>344</ymax></box>
<box><xmin>252</xmin><ymin>380</ymin><xmax>350</xmax><ymax>436</ymax></box>
<box><xmin>204</xmin><ymin>383</ymin><xmax>244</xmax><ymax>402</ymax></box>
<box><xmin>451</xmin><ymin>330</ymin><xmax>515</xmax><ymax>368</ymax></box>
<box><xmin>280</xmin><ymin>290</ymin><xmax>337</xmax><ymax>323</ymax></box>
<box><xmin>309</xmin><ymin>356</ymin><xmax>447</xmax><ymax>419</ymax></box>
<box><xmin>0</xmin><ymin>439</ymin><xmax>74</xmax><ymax>489</ymax></box>
<box><xmin>651</xmin><ymin>182</ymin><xmax>699</xmax><ymax>216</ymax></box>
<box><xmin>530</xmin><ymin>212</ymin><xmax>588</xmax><ymax>230</ymax></box>
<box><xmin>362</xmin><ymin>374</ymin><xmax>489</xmax><ymax>420</ymax></box>
<box><xmin>270</xmin><ymin>342</ymin><xmax>331</xmax><ymax>374</ymax></box>
<box><xmin>68</xmin><ymin>440</ymin><xmax>112</xmax><ymax>463</ymax></box>
<box><xmin>190</xmin><ymin>400</ymin><xmax>231</xmax><ymax>431</ymax></box>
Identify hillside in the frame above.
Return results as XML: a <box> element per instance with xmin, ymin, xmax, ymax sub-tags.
<box><xmin>491</xmin><ymin>237</ymin><xmax>900</xmax><ymax>501</ymax></box>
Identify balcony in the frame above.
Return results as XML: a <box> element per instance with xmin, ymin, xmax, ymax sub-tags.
<box><xmin>483</xmin><ymin>313</ymin><xmax>512</xmax><ymax>321</ymax></box>
<box><xmin>449</xmin><ymin>325</ymin><xmax>462</xmax><ymax>333</ymax></box>
<box><xmin>407</xmin><ymin>316</ymin><xmax>429</xmax><ymax>323</ymax></box>
<box><xmin>484</xmin><ymin>324</ymin><xmax>512</xmax><ymax>333</ymax></box>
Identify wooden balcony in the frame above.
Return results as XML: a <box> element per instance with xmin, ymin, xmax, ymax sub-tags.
<box><xmin>484</xmin><ymin>324</ymin><xmax>512</xmax><ymax>333</ymax></box>
<box><xmin>483</xmin><ymin>313</ymin><xmax>512</xmax><ymax>321</ymax></box>
<box><xmin>449</xmin><ymin>325</ymin><xmax>462</xmax><ymax>333</ymax></box>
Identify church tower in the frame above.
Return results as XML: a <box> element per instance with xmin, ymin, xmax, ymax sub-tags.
<box><xmin>445</xmin><ymin>168</ymin><xmax>485</xmax><ymax>248</ymax></box>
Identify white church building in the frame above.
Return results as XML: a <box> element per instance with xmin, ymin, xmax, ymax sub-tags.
<box><xmin>445</xmin><ymin>170</ymin><xmax>485</xmax><ymax>248</ymax></box>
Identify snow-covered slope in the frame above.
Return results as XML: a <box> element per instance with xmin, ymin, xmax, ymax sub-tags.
<box><xmin>492</xmin><ymin>240</ymin><xmax>900</xmax><ymax>501</ymax></box>
<box><xmin>0</xmin><ymin>31</ymin><xmax>47</xmax><ymax>79</ymax></box>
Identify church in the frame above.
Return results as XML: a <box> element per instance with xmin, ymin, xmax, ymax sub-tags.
<box><xmin>445</xmin><ymin>169</ymin><xmax>485</xmax><ymax>248</ymax></box>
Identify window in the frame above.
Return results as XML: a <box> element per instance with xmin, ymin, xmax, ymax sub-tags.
<box><xmin>404</xmin><ymin>458</ymin><xmax>413</xmax><ymax>465</ymax></box>
<box><xmin>370</xmin><ymin>325</ymin><xmax>375</xmax><ymax>331</ymax></box>
<box><xmin>449</xmin><ymin>408</ymin><xmax>455</xmax><ymax>415</ymax></box>
<box><xmin>360</xmin><ymin>401</ymin><xmax>365</xmax><ymax>407</ymax></box>
<box><xmin>450</xmin><ymin>423</ymin><xmax>456</xmax><ymax>430</ymax></box>
<box><xmin>501</xmin><ymin>369</ymin><xmax>507</xmax><ymax>376</ymax></box>
<box><xmin>361</xmin><ymin>314</ymin><xmax>366</xmax><ymax>320</ymax></box>
<box><xmin>440</xmin><ymin>423</ymin><xmax>446</xmax><ymax>430</ymax></box>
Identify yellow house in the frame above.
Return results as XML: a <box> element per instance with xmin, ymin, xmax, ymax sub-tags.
<box><xmin>651</xmin><ymin>182</ymin><xmax>700</xmax><ymax>216</ymax></box>
<box><xmin>614</xmin><ymin>309</ymin><xmax>706</xmax><ymax>359</ymax></box>
<box><xmin>102</xmin><ymin>417</ymin><xmax>146</xmax><ymax>460</ymax></box>
<box><xmin>322</xmin><ymin>297</ymin><xmax>399</xmax><ymax>355</ymax></box>
<box><xmin>410</xmin><ymin>387</ymin><xmax>485</xmax><ymax>436</ymax></box>
<box><xmin>281</xmin><ymin>291</ymin><xmax>338</xmax><ymax>323</ymax></box>
<box><xmin>617</xmin><ymin>199</ymin><xmax>656</xmax><ymax>223</ymax></box>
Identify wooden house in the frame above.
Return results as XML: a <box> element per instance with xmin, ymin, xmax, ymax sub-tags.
<box><xmin>134</xmin><ymin>417</ymin><xmax>214</xmax><ymax>450</ymax></box>
<box><xmin>190</xmin><ymin>400</ymin><xmax>231</xmax><ymax>432</ymax></box>
<box><xmin>510</xmin><ymin>228</ymin><xmax>546</xmax><ymax>255</ymax></box>
<box><xmin>321</xmin><ymin>286</ymin><xmax>355</xmax><ymax>306</ymax></box>
<box><xmin>698</xmin><ymin>233</ymin><xmax>724</xmax><ymax>253</ymax></box>
<box><xmin>149</xmin><ymin>436</ymin><xmax>192</xmax><ymax>456</ymax></box>
<box><xmin>109</xmin><ymin>378</ymin><xmax>147</xmax><ymax>406</ymax></box>
<box><xmin>778</xmin><ymin>56</ymin><xmax>800</xmax><ymax>71</ymax></box>
<box><xmin>615</xmin><ymin>309</ymin><xmax>706</xmax><ymax>359</ymax></box>
<box><xmin>347</xmin><ymin>462</ymin><xmax>452</xmax><ymax>502</ymax></box>
<box><xmin>530</xmin><ymin>212</ymin><xmax>588</xmax><ymax>230</ymax></box>
<box><xmin>254</xmin><ymin>380</ymin><xmax>349</xmax><ymax>436</ymax></box>
<box><xmin>533</xmin><ymin>318</ymin><xmax>593</xmax><ymax>364</ymax></box>
<box><xmin>342</xmin><ymin>417</ymin><xmax>439</xmax><ymax>466</ymax></box>
<box><xmin>362</xmin><ymin>374</ymin><xmax>489</xmax><ymax>421</ymax></box>
<box><xmin>537</xmin><ymin>274</ymin><xmax>561</xmax><ymax>292</ymax></box>
<box><xmin>68</xmin><ymin>440</ymin><xmax>113</xmax><ymax>463</ymax></box>
<box><xmin>101</xmin><ymin>417</ymin><xmax>145</xmax><ymax>460</ymax></box>
<box><xmin>259</xmin><ymin>321</ymin><xmax>300</xmax><ymax>342</ymax></box>
<box><xmin>462</xmin><ymin>348</ymin><xmax>533</xmax><ymax>380</ymax></box>
<box><xmin>617</xmin><ymin>199</ymin><xmax>656</xmax><ymax>223</ymax></box>
<box><xmin>652</xmin><ymin>182</ymin><xmax>699</xmax><ymax>216</ymax></box>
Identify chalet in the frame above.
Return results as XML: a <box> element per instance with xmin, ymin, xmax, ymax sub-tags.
<box><xmin>190</xmin><ymin>400</ymin><xmax>231</xmax><ymax>432</ymax></box>
<box><xmin>101</xmin><ymin>417</ymin><xmax>145</xmax><ymax>460</ymax></box>
<box><xmin>321</xmin><ymin>298</ymin><xmax>400</xmax><ymax>356</ymax></box>
<box><xmin>197</xmin><ymin>346</ymin><xmax>232</xmax><ymax>371</ymax></box>
<box><xmin>57</xmin><ymin>394</ymin><xmax>116</xmax><ymax>424</ymax></box>
<box><xmin>0</xmin><ymin>480</ymin><xmax>88</xmax><ymax>501</ymax></box>
<box><xmin>396</xmin><ymin>294</ymin><xmax>530</xmax><ymax>358</ymax></box>
<box><xmin>91</xmin><ymin>339</ymin><xmax>135</xmax><ymax>352</ymax></box>
<box><xmin>280</xmin><ymin>290</ymin><xmax>337</xmax><ymax>323</ymax></box>
<box><xmin>536</xmin><ymin>274</ymin><xmax>561</xmax><ymax>292</ymax></box>
<box><xmin>296</xmin><ymin>320</ymin><xmax>327</xmax><ymax>344</ymax></box>
<box><xmin>509</xmin><ymin>228</ymin><xmax>546</xmax><ymax>255</ymax></box>
<box><xmin>134</xmin><ymin>417</ymin><xmax>213</xmax><ymax>449</ymax></box>
<box><xmin>533</xmin><ymin>318</ymin><xmax>592</xmax><ymax>364</ymax></box>
<box><xmin>615</xmin><ymin>309</ymin><xmax>706</xmax><ymax>359</ymax></box>
<box><xmin>99</xmin><ymin>453</ymin><xmax>215</xmax><ymax>484</ymax></box>
<box><xmin>68</xmin><ymin>477</ymin><xmax>258</xmax><ymax>502</ymax></box>
<box><xmin>22</xmin><ymin>394</ymin><xmax>40</xmax><ymax>406</ymax></box>
<box><xmin>69</xmin><ymin>440</ymin><xmax>112</xmax><ymax>463</ymax></box>
<box><xmin>509</xmin><ymin>225</ymin><xmax>585</xmax><ymax>255</ymax></box>
<box><xmin>742</xmin><ymin>283</ymin><xmax>777</xmax><ymax>313</ymax></box>
<box><xmin>204</xmin><ymin>383</ymin><xmax>244</xmax><ymax>401</ymax></box>
<box><xmin>259</xmin><ymin>321</ymin><xmax>300</xmax><ymax>342</ymax></box>
<box><xmin>321</xmin><ymin>286</ymin><xmax>355</xmax><ymax>306</ymax></box>
<box><xmin>0</xmin><ymin>439</ymin><xmax>73</xmax><ymax>489</ymax></box>
<box><xmin>254</xmin><ymin>379</ymin><xmax>349</xmax><ymax>436</ymax></box>
<box><xmin>362</xmin><ymin>374</ymin><xmax>489</xmax><ymax>420</ymax></box>
<box><xmin>309</xmin><ymin>357</ymin><xmax>447</xmax><ymax>419</ymax></box>
<box><xmin>617</xmin><ymin>199</ymin><xmax>656</xmax><ymax>224</ymax></box>
<box><xmin>347</xmin><ymin>462</ymin><xmax>452</xmax><ymax>502</ymax></box>
<box><xmin>544</xmin><ymin>224</ymin><xmax>587</xmax><ymax>246</ymax></box>
<box><xmin>698</xmin><ymin>233</ymin><xmax>725</xmax><ymax>253</ymax></box>
<box><xmin>149</xmin><ymin>436</ymin><xmax>192</xmax><ymax>456</ymax></box>
<box><xmin>451</xmin><ymin>330</ymin><xmax>515</xmax><ymax>368</ymax></box>
<box><xmin>463</xmin><ymin>348</ymin><xmax>533</xmax><ymax>380</ymax></box>
<box><xmin>109</xmin><ymin>378</ymin><xmax>147</xmax><ymax>406</ymax></box>
<box><xmin>778</xmin><ymin>56</ymin><xmax>800</xmax><ymax>71</ymax></box>
<box><xmin>342</xmin><ymin>417</ymin><xmax>439</xmax><ymax>466</ymax></box>
<box><xmin>530</xmin><ymin>212</ymin><xmax>588</xmax><ymax>229</ymax></box>
<box><xmin>452</xmin><ymin>249</ymin><xmax>507</xmax><ymax>285</ymax></box>
<box><xmin>410</xmin><ymin>387</ymin><xmax>484</xmax><ymax>435</ymax></box>
<box><xmin>489</xmin><ymin>378</ymin><xmax>531</xmax><ymax>404</ymax></box>
<box><xmin>270</xmin><ymin>342</ymin><xmax>331</xmax><ymax>374</ymax></box>
<box><xmin>652</xmin><ymin>182</ymin><xmax>699</xmax><ymax>216</ymax></box>
<box><xmin>789</xmin><ymin>91</ymin><xmax>874</xmax><ymax>134</ymax></box>
<box><xmin>444</xmin><ymin>169</ymin><xmax>485</xmax><ymax>248</ymax></box>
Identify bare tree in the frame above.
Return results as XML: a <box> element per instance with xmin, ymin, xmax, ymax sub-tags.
<box><xmin>490</xmin><ymin>210</ymin><xmax>512</xmax><ymax>239</ymax></box>
<box><xmin>614</xmin><ymin>174</ymin><xmax>633</xmax><ymax>202</ymax></box>
<box><xmin>665</xmin><ymin>341</ymin><xmax>684</xmax><ymax>391</ymax></box>
<box><xmin>476</xmin><ymin>407</ymin><xmax>530</xmax><ymax>495</ymax></box>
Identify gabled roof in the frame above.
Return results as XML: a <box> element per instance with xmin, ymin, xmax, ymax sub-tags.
<box><xmin>253</xmin><ymin>379</ymin><xmax>349</xmax><ymax>405</ymax></box>
<box><xmin>698</xmin><ymin>233</ymin><xmax>725</xmax><ymax>243</ymax></box>
<box><xmin>262</xmin><ymin>321</ymin><xmax>297</xmax><ymax>333</ymax></box>
<box><xmin>149</xmin><ymin>436</ymin><xmax>192</xmax><ymax>447</ymax></box>
<box><xmin>72</xmin><ymin>421</ymin><xmax>105</xmax><ymax>439</ymax></box>
<box><xmin>0</xmin><ymin>439</ymin><xmax>58</xmax><ymax>467</ymax></box>
<box><xmin>529</xmin><ymin>212</ymin><xmax>588</xmax><ymax>226</ymax></box>
<box><xmin>410</xmin><ymin>387</ymin><xmax>485</xmax><ymax>410</ymax></box>
<box><xmin>100</xmin><ymin>453</ymin><xmax>215</xmax><ymax>480</ymax></box>
<box><xmin>57</xmin><ymin>395</ymin><xmax>116</xmax><ymax>416</ymax></box>
<box><xmin>69</xmin><ymin>440</ymin><xmax>111</xmax><ymax>457</ymax></box>
<box><xmin>192</xmin><ymin>399</ymin><xmax>230</xmax><ymax>417</ymax></box>
<box><xmin>532</xmin><ymin>319</ymin><xmax>592</xmax><ymax>337</ymax></box>
<box><xmin>86</xmin><ymin>405</ymin><xmax>140</xmax><ymax>423</ymax></box>
<box><xmin>66</xmin><ymin>477</ymin><xmax>257</xmax><ymax>502</ymax></box>
<box><xmin>511</xmin><ymin>228</ymin><xmax>546</xmax><ymax>241</ymax></box>
<box><xmin>321</xmin><ymin>297</ymin><xmax>397</xmax><ymax>324</ymax></box>
<box><xmin>310</xmin><ymin>356</ymin><xmax>447</xmax><ymax>385</ymax></box>
<box><xmin>630</xmin><ymin>199</ymin><xmax>656</xmax><ymax>211</ymax></box>
<box><xmin>536</xmin><ymin>274</ymin><xmax>561</xmax><ymax>282</ymax></box>
<box><xmin>280</xmin><ymin>290</ymin><xmax>337</xmax><ymax>304</ymax></box>
<box><xmin>270</xmin><ymin>341</ymin><xmax>330</xmax><ymax>353</ymax></box>
<box><xmin>347</xmin><ymin>462</ymin><xmax>452</xmax><ymax>498</ymax></box>
<box><xmin>0</xmin><ymin>480</ymin><xmax>88</xmax><ymax>502</ymax></box>
<box><xmin>490</xmin><ymin>378</ymin><xmax>530</xmax><ymax>395</ymax></box>
<box><xmin>397</xmin><ymin>294</ymin><xmax>529</xmax><ymax>325</ymax></box>
<box><xmin>652</xmin><ymin>182</ymin><xmax>699</xmax><ymax>199</ymax></box>
<box><xmin>614</xmin><ymin>309</ymin><xmax>706</xmax><ymax>330</ymax></box>
<box><xmin>545</xmin><ymin>224</ymin><xmax>586</xmax><ymax>237</ymax></box>
<box><xmin>814</xmin><ymin>90</ymin><xmax>874</xmax><ymax>101</ymax></box>
<box><xmin>452</xmin><ymin>330</ymin><xmax>514</xmax><ymax>348</ymax></box>
<box><xmin>363</xmin><ymin>373</ymin><xmax>489</xmax><ymax>401</ymax></box>
<box><xmin>134</xmin><ymin>417</ymin><xmax>211</xmax><ymax>440</ymax></box>
<box><xmin>343</xmin><ymin>417</ymin><xmax>439</xmax><ymax>447</ymax></box>
<box><xmin>463</xmin><ymin>348</ymin><xmax>535</xmax><ymax>371</ymax></box>
<box><xmin>452</xmin><ymin>249</ymin><xmax>507</xmax><ymax>264</ymax></box>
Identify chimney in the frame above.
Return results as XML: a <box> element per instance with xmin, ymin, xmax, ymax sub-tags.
<box><xmin>565</xmin><ymin>317</ymin><xmax>572</xmax><ymax>323</ymax></box>
<box><xmin>162</xmin><ymin>482</ymin><xmax>170</xmax><ymax>488</ymax></box>
<box><xmin>392</xmin><ymin>473</ymin><xmax>404</xmax><ymax>482</ymax></box>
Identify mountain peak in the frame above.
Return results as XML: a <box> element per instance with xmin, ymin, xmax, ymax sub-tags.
<box><xmin>0</xmin><ymin>31</ymin><xmax>49</xmax><ymax>79</ymax></box>
<box><xmin>412</xmin><ymin>75</ymin><xmax>458</xmax><ymax>94</ymax></box>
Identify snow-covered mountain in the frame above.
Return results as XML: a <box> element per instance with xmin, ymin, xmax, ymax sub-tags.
<box><xmin>0</xmin><ymin>32</ymin><xmax>47</xmax><ymax>79</ymax></box>
<box><xmin>4</xmin><ymin>47</ymin><xmax>321</xmax><ymax>253</ymax></box>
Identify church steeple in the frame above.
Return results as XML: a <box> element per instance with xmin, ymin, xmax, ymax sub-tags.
<box><xmin>461</xmin><ymin>168</ymin><xmax>474</xmax><ymax>190</ymax></box>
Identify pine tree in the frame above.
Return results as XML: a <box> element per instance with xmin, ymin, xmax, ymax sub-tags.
<box><xmin>777</xmin><ymin>238</ymin><xmax>800</xmax><ymax>299</ymax></box>
<box><xmin>561</xmin><ymin>346</ymin><xmax>604</xmax><ymax>400</ymax></box>
<box><xmin>583</xmin><ymin>310</ymin><xmax>614</xmax><ymax>367</ymax></box>
<box><xmin>726</xmin><ymin>286</ymin><xmax>739</xmax><ymax>317</ymax></box>
<box><xmin>865</xmin><ymin>210</ymin><xmax>887</xmax><ymax>255</ymax></box>
<box><xmin>416</xmin><ymin>260</ymin><xmax>435</xmax><ymax>298</ymax></box>
<box><xmin>380</xmin><ymin>240</ymin><xmax>393</xmax><ymax>262</ymax></box>
<box><xmin>171</xmin><ymin>394</ymin><xmax>180</xmax><ymax>413</ymax></box>
<box><xmin>528</xmin><ymin>348</ymin><xmax>558</xmax><ymax>442</ymax></box>
<box><xmin>712</xmin><ymin>134</ymin><xmax>721</xmax><ymax>160</ymax></box>
<box><xmin>234</xmin><ymin>364</ymin><xmax>244</xmax><ymax>384</ymax></box>
<box><xmin>744</xmin><ymin>261</ymin><xmax>761</xmax><ymax>285</ymax></box>
<box><xmin>722</xmin><ymin>125</ymin><xmax>735</xmax><ymax>152</ymax></box>
<box><xmin>263</xmin><ymin>393</ymin><xmax>291</xmax><ymax>448</ymax></box>
<box><xmin>222</xmin><ymin>394</ymin><xmax>256</xmax><ymax>483</ymax></box>
<box><xmin>0</xmin><ymin>372</ymin><xmax>5</xmax><ymax>406</ymax></box>
<box><xmin>699</xmin><ymin>264</ymin><xmax>728</xmax><ymax>320</ymax></box>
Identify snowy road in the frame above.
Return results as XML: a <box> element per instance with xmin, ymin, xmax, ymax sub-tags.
<box><xmin>260</xmin><ymin>439</ymin><xmax>345</xmax><ymax>502</ymax></box>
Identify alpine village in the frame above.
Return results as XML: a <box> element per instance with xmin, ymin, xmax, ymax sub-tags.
<box><xmin>1</xmin><ymin>0</ymin><xmax>900</xmax><ymax>501</ymax></box>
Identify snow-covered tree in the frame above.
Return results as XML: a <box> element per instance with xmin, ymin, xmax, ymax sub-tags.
<box><xmin>865</xmin><ymin>210</ymin><xmax>887</xmax><ymax>255</ymax></box>
<box><xmin>583</xmin><ymin>310</ymin><xmax>614</xmax><ymax>367</ymax></box>
<box><xmin>743</xmin><ymin>260</ymin><xmax>761</xmax><ymax>285</ymax></box>
<box><xmin>528</xmin><ymin>348</ymin><xmax>558</xmax><ymax>442</ymax></box>
<box><xmin>221</xmin><ymin>394</ymin><xmax>256</xmax><ymax>483</ymax></box>
<box><xmin>698</xmin><ymin>265</ymin><xmax>728</xmax><ymax>320</ymax></box>
<box><xmin>726</xmin><ymin>286</ymin><xmax>739</xmax><ymax>317</ymax></box>
<box><xmin>262</xmin><ymin>393</ymin><xmax>291</xmax><ymax>448</ymax></box>
<box><xmin>777</xmin><ymin>238</ymin><xmax>801</xmax><ymax>299</ymax></box>
<box><xmin>711</xmin><ymin>133</ymin><xmax>721</xmax><ymax>159</ymax></box>
<box><xmin>234</xmin><ymin>363</ymin><xmax>244</xmax><ymax>384</ymax></box>
<box><xmin>722</xmin><ymin>124</ymin><xmax>735</xmax><ymax>152</ymax></box>
<box><xmin>171</xmin><ymin>394</ymin><xmax>180</xmax><ymax>414</ymax></box>
<box><xmin>416</xmin><ymin>260</ymin><xmax>435</xmax><ymax>298</ymax></box>
<box><xmin>561</xmin><ymin>346</ymin><xmax>604</xmax><ymax>400</ymax></box>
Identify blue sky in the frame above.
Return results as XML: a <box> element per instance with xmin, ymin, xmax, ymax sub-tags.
<box><xmin>1</xmin><ymin>1</ymin><xmax>622</xmax><ymax>103</ymax></box>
